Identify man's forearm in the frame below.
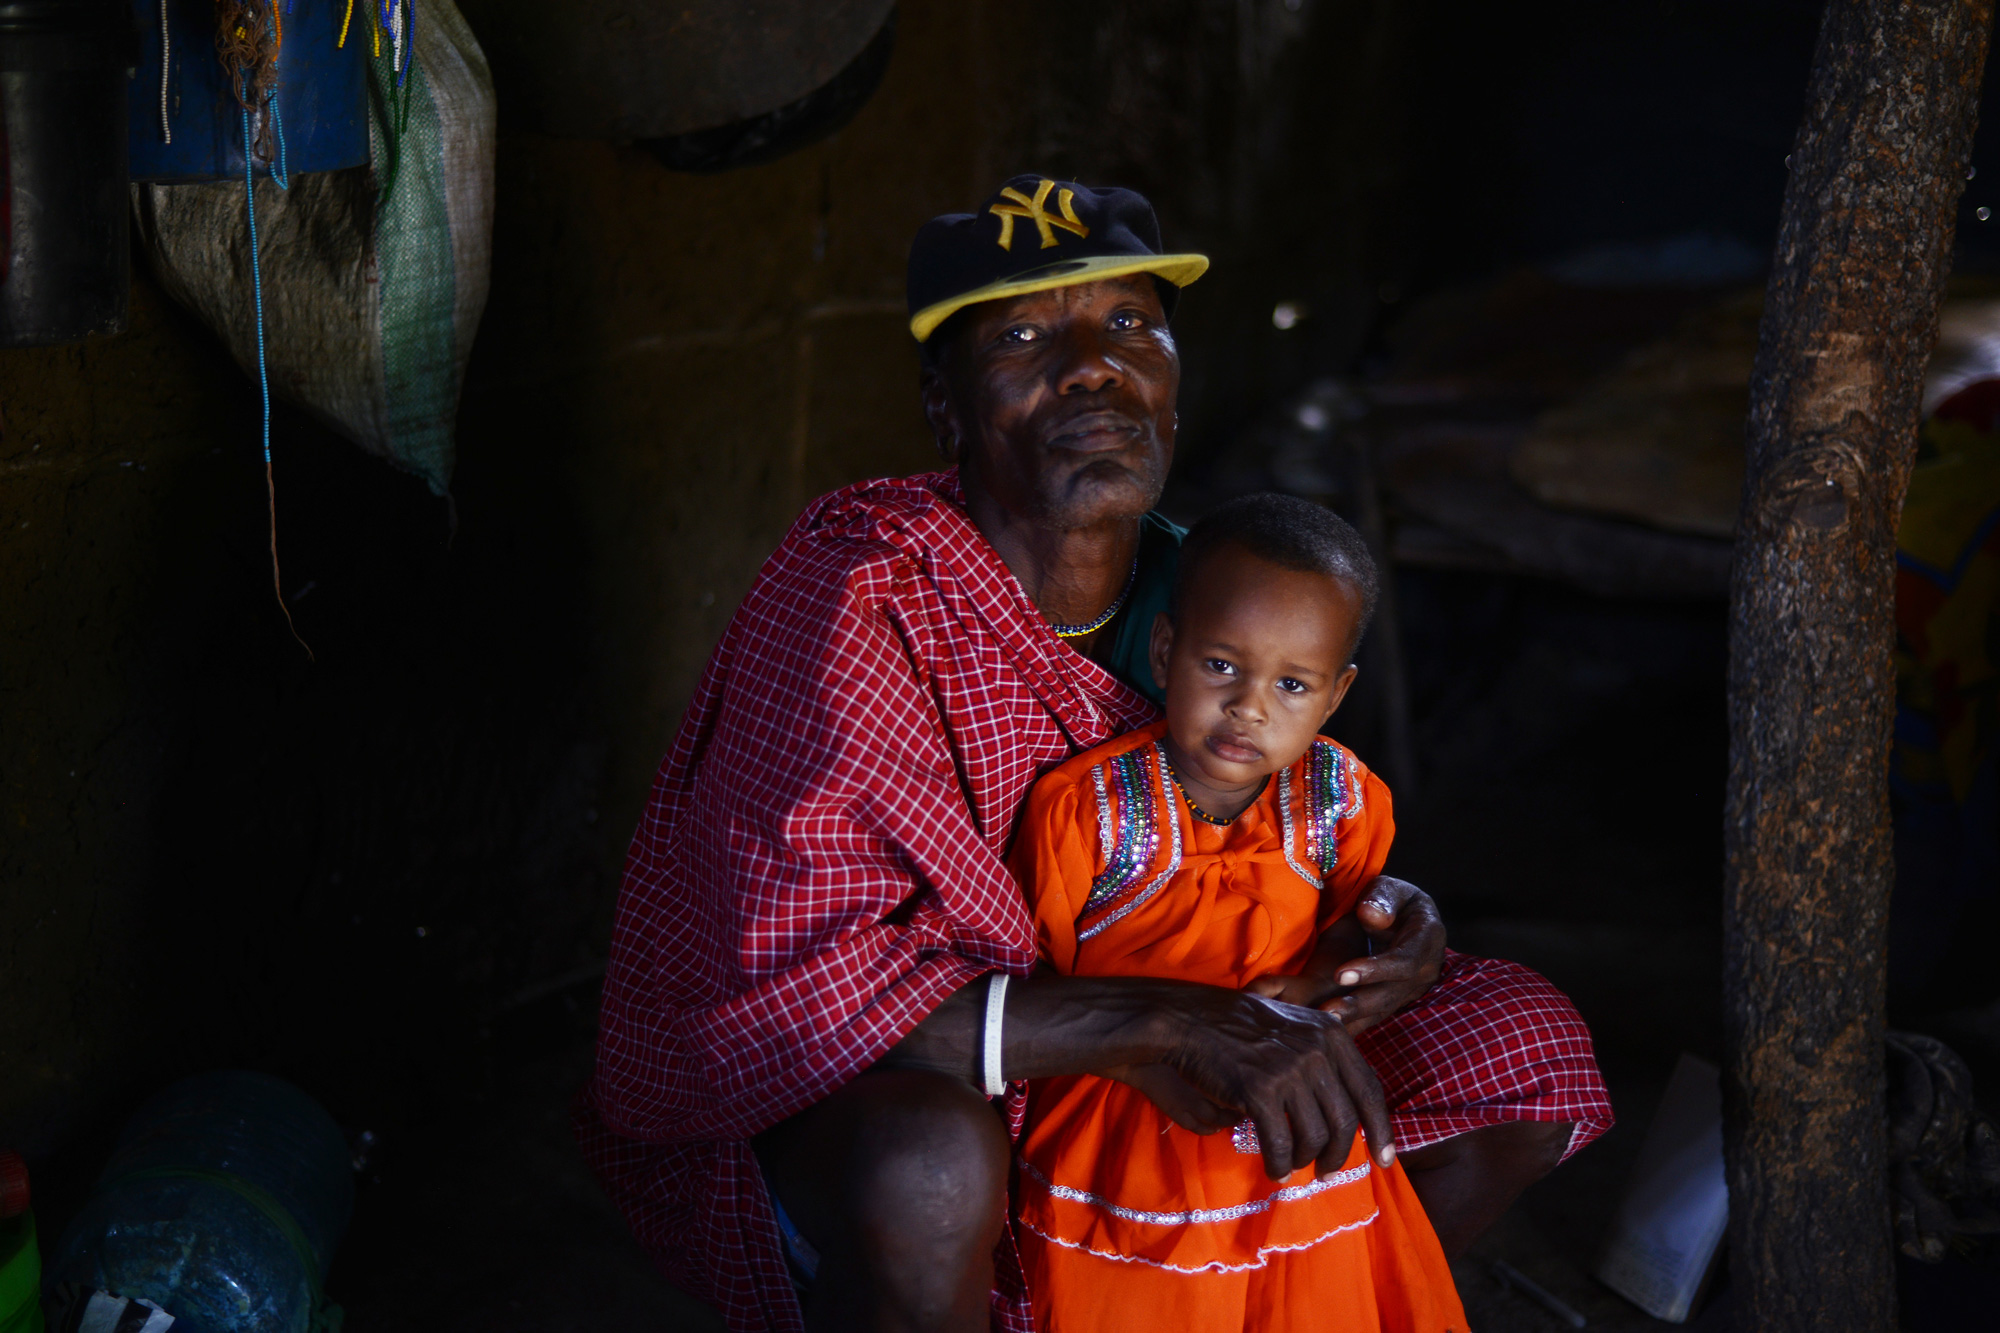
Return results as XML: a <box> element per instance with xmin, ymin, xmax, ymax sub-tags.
<box><xmin>877</xmin><ymin>970</ymin><xmax>1208</xmax><ymax>1085</ymax></box>
<box><xmin>878</xmin><ymin>960</ymin><xmax>1400</xmax><ymax>1180</ymax></box>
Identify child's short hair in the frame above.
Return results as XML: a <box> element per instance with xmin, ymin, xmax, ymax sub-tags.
<box><xmin>1172</xmin><ymin>493</ymin><xmax>1380</xmax><ymax>652</ymax></box>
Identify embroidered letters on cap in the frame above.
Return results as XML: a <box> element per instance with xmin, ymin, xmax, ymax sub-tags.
<box><xmin>989</xmin><ymin>179</ymin><xmax>1091</xmax><ymax>251</ymax></box>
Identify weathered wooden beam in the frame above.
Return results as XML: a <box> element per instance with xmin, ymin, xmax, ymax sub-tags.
<box><xmin>1725</xmin><ymin>1</ymin><xmax>1991</xmax><ymax>1329</ymax></box>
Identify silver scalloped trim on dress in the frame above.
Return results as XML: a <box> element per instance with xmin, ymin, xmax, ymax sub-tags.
<box><xmin>1015</xmin><ymin>1210</ymin><xmax>1382</xmax><ymax>1275</ymax></box>
<box><xmin>1018</xmin><ymin>1156</ymin><xmax>1372</xmax><ymax>1227</ymax></box>
<box><xmin>1092</xmin><ymin>763</ymin><xmax>1115</xmax><ymax>866</ymax></box>
<box><xmin>1078</xmin><ymin>746</ymin><xmax>1183</xmax><ymax>941</ymax></box>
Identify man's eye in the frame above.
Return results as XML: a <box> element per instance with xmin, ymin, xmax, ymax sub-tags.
<box><xmin>1002</xmin><ymin>325</ymin><xmax>1040</xmax><ymax>343</ymax></box>
<box><xmin>1111</xmin><ymin>311</ymin><xmax>1146</xmax><ymax>330</ymax></box>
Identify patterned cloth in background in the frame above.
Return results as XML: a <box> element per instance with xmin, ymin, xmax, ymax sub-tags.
<box><xmin>1897</xmin><ymin>382</ymin><xmax>2000</xmax><ymax>806</ymax></box>
<box><xmin>1891</xmin><ymin>383</ymin><xmax>2000</xmax><ymax>1003</ymax></box>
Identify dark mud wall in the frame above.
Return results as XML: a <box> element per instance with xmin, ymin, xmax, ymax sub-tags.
<box><xmin>0</xmin><ymin>0</ymin><xmax>1847</xmax><ymax>1209</ymax></box>
<box><xmin>0</xmin><ymin>0</ymin><xmax>1419</xmax><ymax>1196</ymax></box>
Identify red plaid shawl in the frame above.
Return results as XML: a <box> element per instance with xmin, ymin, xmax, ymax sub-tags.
<box><xmin>577</xmin><ymin>471</ymin><xmax>1156</xmax><ymax>1332</ymax></box>
<box><xmin>577</xmin><ymin>469</ymin><xmax>1613</xmax><ymax>1333</ymax></box>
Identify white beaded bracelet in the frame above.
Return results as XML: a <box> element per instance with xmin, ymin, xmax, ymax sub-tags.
<box><xmin>982</xmin><ymin>972</ymin><xmax>1010</xmax><ymax>1097</ymax></box>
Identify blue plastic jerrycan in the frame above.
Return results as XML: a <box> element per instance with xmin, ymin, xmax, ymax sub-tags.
<box><xmin>46</xmin><ymin>1072</ymin><xmax>353</xmax><ymax>1333</ymax></box>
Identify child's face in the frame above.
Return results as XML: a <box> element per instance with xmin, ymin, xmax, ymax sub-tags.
<box><xmin>1149</xmin><ymin>543</ymin><xmax>1361</xmax><ymax>793</ymax></box>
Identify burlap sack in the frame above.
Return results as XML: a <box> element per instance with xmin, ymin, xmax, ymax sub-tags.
<box><xmin>134</xmin><ymin>0</ymin><xmax>494</xmax><ymax>496</ymax></box>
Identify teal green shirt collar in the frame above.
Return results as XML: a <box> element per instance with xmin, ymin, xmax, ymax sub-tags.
<box><xmin>1099</xmin><ymin>511</ymin><xmax>1183</xmax><ymax>706</ymax></box>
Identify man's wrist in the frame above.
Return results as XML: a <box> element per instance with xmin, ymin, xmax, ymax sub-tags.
<box><xmin>1130</xmin><ymin>985</ymin><xmax>1194</xmax><ymax>1066</ymax></box>
<box><xmin>1135</xmin><ymin>1006</ymin><xmax>1176</xmax><ymax>1066</ymax></box>
<box><xmin>995</xmin><ymin>974</ymin><xmax>1211</xmax><ymax>1080</ymax></box>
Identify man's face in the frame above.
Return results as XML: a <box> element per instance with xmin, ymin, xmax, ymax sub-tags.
<box><xmin>923</xmin><ymin>276</ymin><xmax>1179</xmax><ymax>531</ymax></box>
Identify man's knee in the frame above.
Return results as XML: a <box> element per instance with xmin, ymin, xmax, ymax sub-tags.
<box><xmin>1482</xmin><ymin>1119</ymin><xmax>1572</xmax><ymax>1181</ymax></box>
<box><xmin>838</xmin><ymin>1070</ymin><xmax>1008</xmax><ymax>1246</ymax></box>
<box><xmin>756</xmin><ymin>1070</ymin><xmax>1005</xmax><ymax>1328</ymax></box>
<box><xmin>1403</xmin><ymin>1119</ymin><xmax>1572</xmax><ymax>1180</ymax></box>
<box><xmin>757</xmin><ymin>1067</ymin><xmax>1007</xmax><ymax>1259</ymax></box>
<box><xmin>1361</xmin><ymin>952</ymin><xmax>1612</xmax><ymax>1153</ymax></box>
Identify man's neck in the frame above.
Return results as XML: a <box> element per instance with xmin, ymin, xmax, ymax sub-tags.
<box><xmin>963</xmin><ymin>489</ymin><xmax>1143</xmax><ymax>631</ymax></box>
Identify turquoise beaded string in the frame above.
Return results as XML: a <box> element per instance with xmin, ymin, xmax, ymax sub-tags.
<box><xmin>243</xmin><ymin>97</ymin><xmax>310</xmax><ymax>656</ymax></box>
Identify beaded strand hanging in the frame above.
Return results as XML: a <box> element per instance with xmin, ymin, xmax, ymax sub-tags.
<box><xmin>219</xmin><ymin>0</ymin><xmax>311</xmax><ymax>655</ymax></box>
<box><xmin>340</xmin><ymin>0</ymin><xmax>417</xmax><ymax>195</ymax></box>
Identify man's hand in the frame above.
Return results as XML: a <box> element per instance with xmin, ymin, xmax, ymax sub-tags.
<box><xmin>1162</xmin><ymin>989</ymin><xmax>1395</xmax><ymax>1183</ymax></box>
<box><xmin>879</xmin><ymin>937</ymin><xmax>1422</xmax><ymax>1184</ymax></box>
<box><xmin>1244</xmin><ymin>875</ymin><xmax>1446</xmax><ymax>1034</ymax></box>
<box><xmin>1105</xmin><ymin>1063</ymin><xmax>1236</xmax><ymax>1135</ymax></box>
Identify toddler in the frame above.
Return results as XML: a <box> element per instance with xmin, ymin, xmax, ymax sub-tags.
<box><xmin>1007</xmin><ymin>493</ymin><xmax>1465</xmax><ymax>1333</ymax></box>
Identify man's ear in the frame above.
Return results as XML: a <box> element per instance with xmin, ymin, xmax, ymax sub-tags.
<box><xmin>1149</xmin><ymin>611</ymin><xmax>1174</xmax><ymax>692</ymax></box>
<box><xmin>920</xmin><ymin>369</ymin><xmax>958</xmax><ymax>462</ymax></box>
<box><xmin>1320</xmin><ymin>664</ymin><xmax>1360</xmax><ymax>727</ymax></box>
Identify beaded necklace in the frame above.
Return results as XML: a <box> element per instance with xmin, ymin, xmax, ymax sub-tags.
<box><xmin>1048</xmin><ymin>557</ymin><xmax>1139</xmax><ymax>639</ymax></box>
<box><xmin>1164</xmin><ymin>755</ymin><xmax>1268</xmax><ymax>826</ymax></box>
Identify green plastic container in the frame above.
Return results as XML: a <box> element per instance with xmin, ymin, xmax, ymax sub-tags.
<box><xmin>0</xmin><ymin>1211</ymin><xmax>43</xmax><ymax>1333</ymax></box>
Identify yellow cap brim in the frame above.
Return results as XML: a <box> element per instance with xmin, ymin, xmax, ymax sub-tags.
<box><xmin>909</xmin><ymin>252</ymin><xmax>1210</xmax><ymax>342</ymax></box>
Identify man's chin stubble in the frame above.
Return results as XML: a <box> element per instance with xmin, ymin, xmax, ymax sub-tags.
<box><xmin>1030</xmin><ymin>457</ymin><xmax>1167</xmax><ymax>532</ymax></box>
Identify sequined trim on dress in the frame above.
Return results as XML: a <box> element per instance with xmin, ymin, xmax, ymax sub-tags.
<box><xmin>1085</xmin><ymin>748</ymin><xmax>1159</xmax><ymax>915</ymax></box>
<box><xmin>1277</xmin><ymin>741</ymin><xmax>1364</xmax><ymax>890</ymax></box>
<box><xmin>1078</xmin><ymin>746</ymin><xmax>1183</xmax><ymax>941</ymax></box>
<box><xmin>1306</xmin><ymin>740</ymin><xmax>1361</xmax><ymax>864</ymax></box>
<box><xmin>1277</xmin><ymin>772</ymin><xmax>1318</xmax><ymax>891</ymax></box>
<box><xmin>1018</xmin><ymin>1156</ymin><xmax>1372</xmax><ymax>1227</ymax></box>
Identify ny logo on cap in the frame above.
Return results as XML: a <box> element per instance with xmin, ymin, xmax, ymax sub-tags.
<box><xmin>989</xmin><ymin>179</ymin><xmax>1090</xmax><ymax>252</ymax></box>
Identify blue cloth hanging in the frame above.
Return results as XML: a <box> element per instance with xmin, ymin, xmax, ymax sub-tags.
<box><xmin>130</xmin><ymin>0</ymin><xmax>367</xmax><ymax>183</ymax></box>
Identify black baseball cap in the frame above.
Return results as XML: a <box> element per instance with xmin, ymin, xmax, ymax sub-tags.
<box><xmin>906</xmin><ymin>175</ymin><xmax>1209</xmax><ymax>343</ymax></box>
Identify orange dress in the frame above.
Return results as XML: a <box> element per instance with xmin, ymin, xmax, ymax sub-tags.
<box><xmin>1006</xmin><ymin>720</ymin><xmax>1466</xmax><ymax>1333</ymax></box>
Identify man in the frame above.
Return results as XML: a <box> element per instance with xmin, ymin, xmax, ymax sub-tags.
<box><xmin>578</xmin><ymin>177</ymin><xmax>1611</xmax><ymax>1333</ymax></box>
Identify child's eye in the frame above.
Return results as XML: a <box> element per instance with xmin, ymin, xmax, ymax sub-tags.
<box><xmin>1277</xmin><ymin>678</ymin><xmax>1307</xmax><ymax>695</ymax></box>
<box><xmin>1204</xmin><ymin>658</ymin><xmax>1236</xmax><ymax>676</ymax></box>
